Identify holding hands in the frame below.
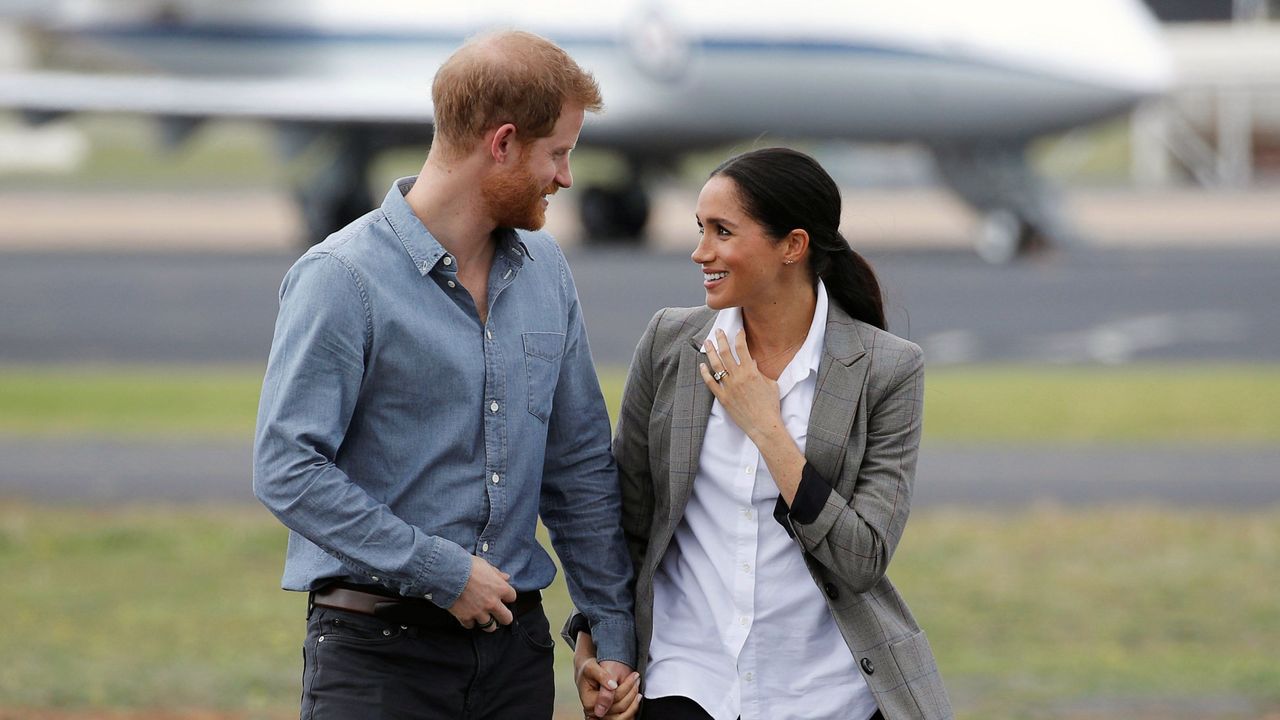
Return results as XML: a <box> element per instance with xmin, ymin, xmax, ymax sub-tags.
<box><xmin>574</xmin><ymin>632</ymin><xmax>641</xmax><ymax>719</ymax></box>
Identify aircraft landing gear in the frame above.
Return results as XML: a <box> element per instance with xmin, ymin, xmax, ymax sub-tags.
<box><xmin>296</xmin><ymin>182</ymin><xmax>372</xmax><ymax>249</ymax></box>
<box><xmin>931</xmin><ymin>142</ymin><xmax>1069</xmax><ymax>263</ymax></box>
<box><xmin>293</xmin><ymin>132</ymin><xmax>374</xmax><ymax>250</ymax></box>
<box><xmin>579</xmin><ymin>182</ymin><xmax>650</xmax><ymax>243</ymax></box>
<box><xmin>974</xmin><ymin>209</ymin><xmax>1049</xmax><ymax>264</ymax></box>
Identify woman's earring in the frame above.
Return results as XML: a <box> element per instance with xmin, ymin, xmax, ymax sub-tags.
<box><xmin>784</xmin><ymin>259</ymin><xmax>795</xmax><ymax>265</ymax></box>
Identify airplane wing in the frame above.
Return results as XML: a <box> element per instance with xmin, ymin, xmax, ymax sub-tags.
<box><xmin>0</xmin><ymin>70</ymin><xmax>436</xmax><ymax>124</ymax></box>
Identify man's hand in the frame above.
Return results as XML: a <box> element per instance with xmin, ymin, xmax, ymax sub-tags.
<box><xmin>447</xmin><ymin>556</ymin><xmax>517</xmax><ymax>632</ymax></box>
<box><xmin>575</xmin><ymin>633</ymin><xmax>640</xmax><ymax>719</ymax></box>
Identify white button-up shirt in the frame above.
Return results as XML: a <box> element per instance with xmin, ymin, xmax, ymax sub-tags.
<box><xmin>645</xmin><ymin>282</ymin><xmax>877</xmax><ymax>720</ymax></box>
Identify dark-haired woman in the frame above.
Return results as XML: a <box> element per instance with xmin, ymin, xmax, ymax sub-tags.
<box><xmin>569</xmin><ymin>148</ymin><xmax>953</xmax><ymax>720</ymax></box>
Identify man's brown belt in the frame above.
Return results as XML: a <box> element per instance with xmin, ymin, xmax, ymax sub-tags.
<box><xmin>310</xmin><ymin>583</ymin><xmax>542</xmax><ymax>629</ymax></box>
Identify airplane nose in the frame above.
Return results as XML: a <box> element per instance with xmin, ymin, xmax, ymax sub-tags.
<box><xmin>980</xmin><ymin>0</ymin><xmax>1175</xmax><ymax>123</ymax></box>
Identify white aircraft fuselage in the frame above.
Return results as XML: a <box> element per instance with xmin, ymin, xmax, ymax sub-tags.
<box><xmin>2</xmin><ymin>0</ymin><xmax>1174</xmax><ymax>257</ymax></box>
<box><xmin>28</xmin><ymin>1</ymin><xmax>1171</xmax><ymax>146</ymax></box>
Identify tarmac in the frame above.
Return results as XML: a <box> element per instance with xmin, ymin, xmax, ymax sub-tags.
<box><xmin>4</xmin><ymin>437</ymin><xmax>1277</xmax><ymax>508</ymax></box>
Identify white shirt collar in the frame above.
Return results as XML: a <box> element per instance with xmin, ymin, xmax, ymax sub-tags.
<box><xmin>703</xmin><ymin>280</ymin><xmax>828</xmax><ymax>400</ymax></box>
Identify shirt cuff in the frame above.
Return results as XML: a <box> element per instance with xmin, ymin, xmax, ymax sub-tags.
<box><xmin>773</xmin><ymin>461</ymin><xmax>832</xmax><ymax>534</ymax></box>
<box><xmin>583</xmin><ymin>619</ymin><xmax>638</xmax><ymax>669</ymax></box>
<box><xmin>409</xmin><ymin>536</ymin><xmax>471</xmax><ymax>609</ymax></box>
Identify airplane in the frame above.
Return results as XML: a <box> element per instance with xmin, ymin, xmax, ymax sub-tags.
<box><xmin>0</xmin><ymin>0</ymin><xmax>1173</xmax><ymax>261</ymax></box>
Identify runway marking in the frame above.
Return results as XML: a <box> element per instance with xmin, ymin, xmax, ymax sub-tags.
<box><xmin>921</xmin><ymin>329</ymin><xmax>982</xmax><ymax>364</ymax></box>
<box><xmin>1029</xmin><ymin>311</ymin><xmax>1250</xmax><ymax>364</ymax></box>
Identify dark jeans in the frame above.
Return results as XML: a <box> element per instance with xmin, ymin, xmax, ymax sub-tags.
<box><xmin>299</xmin><ymin>604</ymin><xmax>555</xmax><ymax>720</ymax></box>
<box><xmin>640</xmin><ymin>695</ymin><xmax>885</xmax><ymax>720</ymax></box>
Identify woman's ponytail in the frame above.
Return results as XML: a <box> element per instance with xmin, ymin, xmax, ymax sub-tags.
<box><xmin>816</xmin><ymin>234</ymin><xmax>885</xmax><ymax>330</ymax></box>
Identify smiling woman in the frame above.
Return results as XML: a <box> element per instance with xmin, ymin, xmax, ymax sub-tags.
<box><xmin>568</xmin><ymin>148</ymin><xmax>951</xmax><ymax>720</ymax></box>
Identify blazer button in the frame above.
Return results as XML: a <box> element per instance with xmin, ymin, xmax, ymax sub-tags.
<box><xmin>823</xmin><ymin>582</ymin><xmax>839</xmax><ymax>599</ymax></box>
<box><xmin>860</xmin><ymin>657</ymin><xmax>875</xmax><ymax>675</ymax></box>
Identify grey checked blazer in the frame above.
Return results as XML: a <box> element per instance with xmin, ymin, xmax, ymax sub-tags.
<box><xmin>613</xmin><ymin>303</ymin><xmax>953</xmax><ymax>720</ymax></box>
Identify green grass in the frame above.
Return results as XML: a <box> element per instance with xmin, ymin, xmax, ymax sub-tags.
<box><xmin>920</xmin><ymin>364</ymin><xmax>1280</xmax><ymax>442</ymax></box>
<box><xmin>0</xmin><ymin>366</ymin><xmax>268</xmax><ymax>439</ymax></box>
<box><xmin>893</xmin><ymin>508</ymin><xmax>1280</xmax><ymax>716</ymax></box>
<box><xmin>0</xmin><ymin>504</ymin><xmax>1276</xmax><ymax>718</ymax></box>
<box><xmin>2</xmin><ymin>364</ymin><xmax>1279</xmax><ymax>442</ymax></box>
<box><xmin>0</xmin><ymin>505</ymin><xmax>297</xmax><ymax>712</ymax></box>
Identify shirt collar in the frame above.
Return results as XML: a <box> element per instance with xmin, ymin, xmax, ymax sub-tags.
<box><xmin>702</xmin><ymin>280</ymin><xmax>829</xmax><ymax>400</ymax></box>
<box><xmin>778</xmin><ymin>279</ymin><xmax>828</xmax><ymax>398</ymax></box>
<box><xmin>381</xmin><ymin>176</ymin><xmax>532</xmax><ymax>277</ymax></box>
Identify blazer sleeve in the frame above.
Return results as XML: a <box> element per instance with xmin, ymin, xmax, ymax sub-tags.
<box><xmin>560</xmin><ymin>308</ymin><xmax>665</xmax><ymax>651</ymax></box>
<box><xmin>613</xmin><ymin>308</ymin><xmax>665</xmax><ymax>572</ymax></box>
<box><xmin>791</xmin><ymin>342</ymin><xmax>924</xmax><ymax>593</ymax></box>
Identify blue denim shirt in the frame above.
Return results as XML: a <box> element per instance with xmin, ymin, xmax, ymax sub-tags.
<box><xmin>253</xmin><ymin>177</ymin><xmax>635</xmax><ymax>664</ymax></box>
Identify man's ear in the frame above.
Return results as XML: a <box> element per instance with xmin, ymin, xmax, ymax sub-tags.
<box><xmin>488</xmin><ymin>123</ymin><xmax>519</xmax><ymax>164</ymax></box>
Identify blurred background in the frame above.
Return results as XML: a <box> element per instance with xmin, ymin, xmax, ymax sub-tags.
<box><xmin>0</xmin><ymin>1</ymin><xmax>1277</xmax><ymax>718</ymax></box>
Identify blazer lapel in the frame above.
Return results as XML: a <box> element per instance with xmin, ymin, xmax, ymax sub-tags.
<box><xmin>667</xmin><ymin>315</ymin><xmax>718</xmax><ymax>518</ymax></box>
<box><xmin>806</xmin><ymin>307</ymin><xmax>870</xmax><ymax>485</ymax></box>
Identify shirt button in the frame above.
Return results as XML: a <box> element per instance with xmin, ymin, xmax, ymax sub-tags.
<box><xmin>425</xmin><ymin>593</ymin><xmax>433</xmax><ymax>601</ymax></box>
<box><xmin>370</xmin><ymin>575</ymin><xmax>379</xmax><ymax>582</ymax></box>
<box><xmin>481</xmin><ymin>542</ymin><xmax>490</xmax><ymax>552</ymax></box>
<box><xmin>447</xmin><ymin>280</ymin><xmax>456</xmax><ymax>288</ymax></box>
<box><xmin>739</xmin><ymin>616</ymin><xmax>748</xmax><ymax>626</ymax></box>
<box><xmin>742</xmin><ymin>563</ymin><xmax>751</xmax><ymax>573</ymax></box>
<box><xmin>486</xmin><ymin>329</ymin><xmax>493</xmax><ymax>340</ymax></box>
<box><xmin>442</xmin><ymin>256</ymin><xmax>453</xmax><ymax>266</ymax></box>
<box><xmin>491</xmin><ymin>473</ymin><xmax>500</xmax><ymax>484</ymax></box>
<box><xmin>744</xmin><ymin>672</ymin><xmax>754</xmax><ymax>682</ymax></box>
<box><xmin>745</xmin><ymin>466</ymin><xmax>754</xmax><ymax>475</ymax></box>
<box><xmin>490</xmin><ymin>401</ymin><xmax>499</xmax><ymax>413</ymax></box>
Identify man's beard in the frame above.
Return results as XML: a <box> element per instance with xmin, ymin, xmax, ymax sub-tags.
<box><xmin>482</xmin><ymin>160</ymin><xmax>555</xmax><ymax>231</ymax></box>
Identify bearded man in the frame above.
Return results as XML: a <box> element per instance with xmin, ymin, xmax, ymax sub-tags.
<box><xmin>253</xmin><ymin>30</ymin><xmax>636</xmax><ymax>720</ymax></box>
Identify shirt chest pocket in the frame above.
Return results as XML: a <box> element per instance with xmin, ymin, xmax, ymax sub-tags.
<box><xmin>522</xmin><ymin>331</ymin><xmax>566</xmax><ymax>423</ymax></box>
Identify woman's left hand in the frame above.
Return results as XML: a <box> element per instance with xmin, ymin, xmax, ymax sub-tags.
<box><xmin>700</xmin><ymin>329</ymin><xmax>783</xmax><ymax>441</ymax></box>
